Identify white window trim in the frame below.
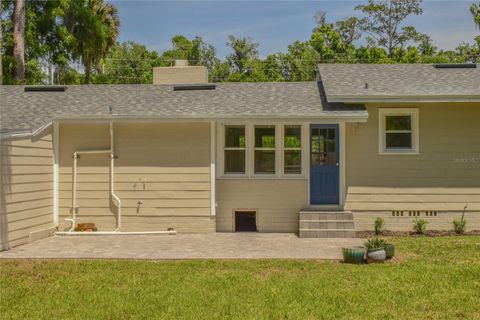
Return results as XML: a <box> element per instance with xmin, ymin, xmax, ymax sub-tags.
<box><xmin>221</xmin><ymin>124</ymin><xmax>248</xmax><ymax>176</ymax></box>
<box><xmin>378</xmin><ymin>108</ymin><xmax>419</xmax><ymax>155</ymax></box>
<box><xmin>217</xmin><ymin>122</ymin><xmax>308</xmax><ymax>179</ymax></box>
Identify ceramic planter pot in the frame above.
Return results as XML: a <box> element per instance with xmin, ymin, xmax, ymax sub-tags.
<box><xmin>366</xmin><ymin>247</ymin><xmax>386</xmax><ymax>264</ymax></box>
<box><xmin>384</xmin><ymin>244</ymin><xmax>395</xmax><ymax>259</ymax></box>
<box><xmin>342</xmin><ymin>246</ymin><xmax>366</xmax><ymax>264</ymax></box>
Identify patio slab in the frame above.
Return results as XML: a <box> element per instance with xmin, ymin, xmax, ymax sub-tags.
<box><xmin>0</xmin><ymin>233</ymin><xmax>364</xmax><ymax>260</ymax></box>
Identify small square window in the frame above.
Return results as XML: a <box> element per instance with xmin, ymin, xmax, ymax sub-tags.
<box><xmin>379</xmin><ymin>109</ymin><xmax>419</xmax><ymax>154</ymax></box>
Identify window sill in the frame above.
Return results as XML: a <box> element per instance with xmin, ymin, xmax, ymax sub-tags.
<box><xmin>379</xmin><ymin>150</ymin><xmax>419</xmax><ymax>156</ymax></box>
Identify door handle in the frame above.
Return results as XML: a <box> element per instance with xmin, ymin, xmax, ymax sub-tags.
<box><xmin>336</xmin><ymin>162</ymin><xmax>339</xmax><ymax>167</ymax></box>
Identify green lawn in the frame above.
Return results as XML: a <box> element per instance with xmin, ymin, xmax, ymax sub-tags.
<box><xmin>1</xmin><ymin>236</ymin><xmax>480</xmax><ymax>320</ymax></box>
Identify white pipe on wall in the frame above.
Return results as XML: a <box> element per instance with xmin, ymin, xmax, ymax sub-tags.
<box><xmin>56</xmin><ymin>230</ymin><xmax>177</xmax><ymax>236</ymax></box>
<box><xmin>110</xmin><ymin>122</ymin><xmax>122</xmax><ymax>231</ymax></box>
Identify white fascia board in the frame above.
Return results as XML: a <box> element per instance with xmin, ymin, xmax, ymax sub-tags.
<box><xmin>327</xmin><ymin>95</ymin><xmax>480</xmax><ymax>104</ymax></box>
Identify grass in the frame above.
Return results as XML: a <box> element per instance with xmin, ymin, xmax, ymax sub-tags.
<box><xmin>1</xmin><ymin>236</ymin><xmax>480</xmax><ymax>319</ymax></box>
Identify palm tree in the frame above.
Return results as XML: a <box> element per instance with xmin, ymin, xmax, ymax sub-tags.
<box><xmin>471</xmin><ymin>3</ymin><xmax>480</xmax><ymax>29</ymax></box>
<box><xmin>12</xmin><ymin>0</ymin><xmax>25</xmax><ymax>81</ymax></box>
<box><xmin>65</xmin><ymin>0</ymin><xmax>119</xmax><ymax>84</ymax></box>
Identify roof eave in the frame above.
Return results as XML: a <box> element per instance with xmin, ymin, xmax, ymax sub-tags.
<box><xmin>326</xmin><ymin>95</ymin><xmax>480</xmax><ymax>103</ymax></box>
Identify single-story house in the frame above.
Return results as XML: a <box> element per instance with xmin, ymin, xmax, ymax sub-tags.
<box><xmin>1</xmin><ymin>63</ymin><xmax>479</xmax><ymax>249</ymax></box>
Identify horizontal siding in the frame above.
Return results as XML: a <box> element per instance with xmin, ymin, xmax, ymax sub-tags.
<box><xmin>0</xmin><ymin>133</ymin><xmax>54</xmax><ymax>249</ymax></box>
<box><xmin>58</xmin><ymin>123</ymin><xmax>213</xmax><ymax>232</ymax></box>
<box><xmin>346</xmin><ymin>103</ymin><xmax>480</xmax><ymax>214</ymax></box>
<box><xmin>216</xmin><ymin>179</ymin><xmax>308</xmax><ymax>232</ymax></box>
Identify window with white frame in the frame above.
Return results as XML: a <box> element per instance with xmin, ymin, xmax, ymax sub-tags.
<box><xmin>254</xmin><ymin>125</ymin><xmax>276</xmax><ymax>174</ymax></box>
<box><xmin>284</xmin><ymin>125</ymin><xmax>302</xmax><ymax>174</ymax></box>
<box><xmin>224</xmin><ymin>125</ymin><xmax>246</xmax><ymax>174</ymax></box>
<box><xmin>379</xmin><ymin>108</ymin><xmax>419</xmax><ymax>154</ymax></box>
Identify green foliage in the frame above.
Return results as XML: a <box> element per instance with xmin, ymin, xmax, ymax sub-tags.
<box><xmin>92</xmin><ymin>41</ymin><xmax>160</xmax><ymax>84</ymax></box>
<box><xmin>374</xmin><ymin>217</ymin><xmax>385</xmax><ymax>235</ymax></box>
<box><xmin>364</xmin><ymin>237</ymin><xmax>387</xmax><ymax>250</ymax></box>
<box><xmin>355</xmin><ymin>0</ymin><xmax>424</xmax><ymax>57</ymax></box>
<box><xmin>413</xmin><ymin>218</ymin><xmax>428</xmax><ymax>234</ymax></box>
<box><xmin>64</xmin><ymin>0</ymin><xmax>120</xmax><ymax>83</ymax></box>
<box><xmin>1</xmin><ymin>0</ymin><xmax>479</xmax><ymax>84</ymax></box>
<box><xmin>453</xmin><ymin>219</ymin><xmax>467</xmax><ymax>235</ymax></box>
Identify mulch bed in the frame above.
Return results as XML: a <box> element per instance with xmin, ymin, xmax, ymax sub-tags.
<box><xmin>356</xmin><ymin>230</ymin><xmax>480</xmax><ymax>238</ymax></box>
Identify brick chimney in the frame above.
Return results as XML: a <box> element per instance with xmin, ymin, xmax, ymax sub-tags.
<box><xmin>153</xmin><ymin>60</ymin><xmax>208</xmax><ymax>84</ymax></box>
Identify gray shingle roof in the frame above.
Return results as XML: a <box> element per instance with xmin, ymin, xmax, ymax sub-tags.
<box><xmin>318</xmin><ymin>64</ymin><xmax>480</xmax><ymax>102</ymax></box>
<box><xmin>0</xmin><ymin>82</ymin><xmax>368</xmax><ymax>136</ymax></box>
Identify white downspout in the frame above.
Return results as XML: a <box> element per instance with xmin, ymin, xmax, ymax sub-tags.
<box><xmin>210</xmin><ymin>121</ymin><xmax>216</xmax><ymax>217</ymax></box>
<box><xmin>110</xmin><ymin>122</ymin><xmax>122</xmax><ymax>231</ymax></box>
<box><xmin>66</xmin><ymin>151</ymin><xmax>79</xmax><ymax>231</ymax></box>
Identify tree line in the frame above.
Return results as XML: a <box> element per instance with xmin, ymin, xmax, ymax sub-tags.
<box><xmin>1</xmin><ymin>0</ymin><xmax>479</xmax><ymax>85</ymax></box>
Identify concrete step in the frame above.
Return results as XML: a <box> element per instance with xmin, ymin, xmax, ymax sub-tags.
<box><xmin>299</xmin><ymin>211</ymin><xmax>353</xmax><ymax>221</ymax></box>
<box><xmin>299</xmin><ymin>229</ymin><xmax>356</xmax><ymax>238</ymax></box>
<box><xmin>298</xmin><ymin>211</ymin><xmax>356</xmax><ymax>238</ymax></box>
<box><xmin>299</xmin><ymin>220</ymin><xmax>355</xmax><ymax>230</ymax></box>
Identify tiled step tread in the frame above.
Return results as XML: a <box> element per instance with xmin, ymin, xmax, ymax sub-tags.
<box><xmin>299</xmin><ymin>212</ymin><xmax>353</xmax><ymax>221</ymax></box>
<box><xmin>300</xmin><ymin>219</ymin><xmax>353</xmax><ymax>223</ymax></box>
<box><xmin>300</xmin><ymin>220</ymin><xmax>355</xmax><ymax>229</ymax></box>
<box><xmin>299</xmin><ymin>228</ymin><xmax>355</xmax><ymax>232</ymax></box>
<box><xmin>299</xmin><ymin>230</ymin><xmax>356</xmax><ymax>238</ymax></box>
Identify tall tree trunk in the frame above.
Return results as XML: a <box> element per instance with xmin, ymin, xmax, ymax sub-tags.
<box><xmin>84</xmin><ymin>61</ymin><xmax>91</xmax><ymax>84</ymax></box>
<box><xmin>13</xmin><ymin>0</ymin><xmax>26</xmax><ymax>81</ymax></box>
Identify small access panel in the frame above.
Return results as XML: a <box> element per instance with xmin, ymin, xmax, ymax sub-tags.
<box><xmin>235</xmin><ymin>211</ymin><xmax>257</xmax><ymax>232</ymax></box>
<box><xmin>310</xmin><ymin>124</ymin><xmax>340</xmax><ymax>205</ymax></box>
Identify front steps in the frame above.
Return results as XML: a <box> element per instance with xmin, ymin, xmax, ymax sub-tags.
<box><xmin>299</xmin><ymin>211</ymin><xmax>355</xmax><ymax>238</ymax></box>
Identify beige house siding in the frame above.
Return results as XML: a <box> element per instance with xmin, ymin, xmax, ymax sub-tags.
<box><xmin>58</xmin><ymin>122</ymin><xmax>214</xmax><ymax>233</ymax></box>
<box><xmin>0</xmin><ymin>132</ymin><xmax>55</xmax><ymax>249</ymax></box>
<box><xmin>216</xmin><ymin>179</ymin><xmax>308</xmax><ymax>232</ymax></box>
<box><xmin>345</xmin><ymin>103</ymin><xmax>480</xmax><ymax>231</ymax></box>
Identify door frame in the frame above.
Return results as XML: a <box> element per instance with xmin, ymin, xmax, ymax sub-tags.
<box><xmin>307</xmin><ymin>122</ymin><xmax>346</xmax><ymax>208</ymax></box>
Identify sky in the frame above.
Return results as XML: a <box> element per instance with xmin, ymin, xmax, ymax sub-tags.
<box><xmin>112</xmin><ymin>0</ymin><xmax>479</xmax><ymax>58</ymax></box>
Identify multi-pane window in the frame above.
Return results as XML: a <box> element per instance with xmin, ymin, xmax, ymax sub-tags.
<box><xmin>284</xmin><ymin>125</ymin><xmax>301</xmax><ymax>174</ymax></box>
<box><xmin>379</xmin><ymin>109</ymin><xmax>419</xmax><ymax>154</ymax></box>
<box><xmin>254</xmin><ymin>125</ymin><xmax>275</xmax><ymax>174</ymax></box>
<box><xmin>224</xmin><ymin>125</ymin><xmax>246</xmax><ymax>174</ymax></box>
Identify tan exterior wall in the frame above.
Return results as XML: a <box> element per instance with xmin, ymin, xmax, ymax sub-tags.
<box><xmin>0</xmin><ymin>132</ymin><xmax>55</xmax><ymax>249</ymax></box>
<box><xmin>59</xmin><ymin>122</ymin><xmax>214</xmax><ymax>233</ymax></box>
<box><xmin>216</xmin><ymin>179</ymin><xmax>308</xmax><ymax>232</ymax></box>
<box><xmin>354</xmin><ymin>211</ymin><xmax>480</xmax><ymax>232</ymax></box>
<box><xmin>153</xmin><ymin>66</ymin><xmax>208</xmax><ymax>84</ymax></box>
<box><xmin>345</xmin><ymin>103</ymin><xmax>480</xmax><ymax>231</ymax></box>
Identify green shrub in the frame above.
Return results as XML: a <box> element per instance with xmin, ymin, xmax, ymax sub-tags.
<box><xmin>453</xmin><ymin>219</ymin><xmax>467</xmax><ymax>235</ymax></box>
<box><xmin>364</xmin><ymin>238</ymin><xmax>387</xmax><ymax>250</ymax></box>
<box><xmin>374</xmin><ymin>217</ymin><xmax>385</xmax><ymax>235</ymax></box>
<box><xmin>413</xmin><ymin>218</ymin><xmax>428</xmax><ymax>234</ymax></box>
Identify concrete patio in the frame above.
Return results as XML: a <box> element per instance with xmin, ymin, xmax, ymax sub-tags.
<box><xmin>0</xmin><ymin>233</ymin><xmax>363</xmax><ymax>260</ymax></box>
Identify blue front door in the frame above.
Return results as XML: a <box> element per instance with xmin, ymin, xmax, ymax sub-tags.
<box><xmin>310</xmin><ymin>124</ymin><xmax>339</xmax><ymax>204</ymax></box>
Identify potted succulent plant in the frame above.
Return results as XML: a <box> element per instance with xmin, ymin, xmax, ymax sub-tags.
<box><xmin>364</xmin><ymin>238</ymin><xmax>387</xmax><ymax>264</ymax></box>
